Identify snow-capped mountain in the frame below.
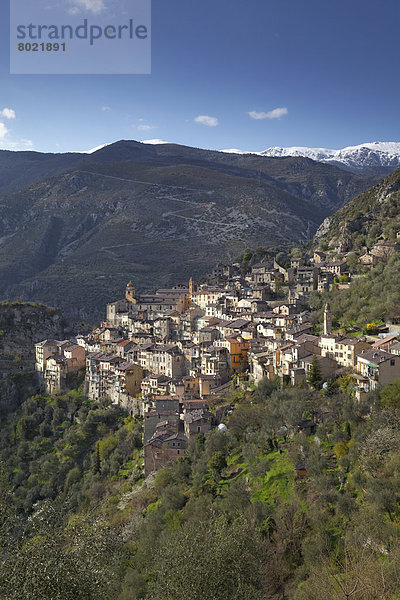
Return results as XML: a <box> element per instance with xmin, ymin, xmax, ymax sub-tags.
<box><xmin>258</xmin><ymin>142</ymin><xmax>400</xmax><ymax>171</ymax></box>
<box><xmin>81</xmin><ymin>140</ymin><xmax>400</xmax><ymax>173</ymax></box>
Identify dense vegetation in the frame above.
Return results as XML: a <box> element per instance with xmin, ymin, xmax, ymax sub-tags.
<box><xmin>315</xmin><ymin>166</ymin><xmax>400</xmax><ymax>253</ymax></box>
<box><xmin>2</xmin><ymin>375</ymin><xmax>400</xmax><ymax>598</ymax></box>
<box><xmin>310</xmin><ymin>253</ymin><xmax>400</xmax><ymax>328</ymax></box>
<box><xmin>0</xmin><ymin>390</ymin><xmax>143</xmax><ymax>513</ymax></box>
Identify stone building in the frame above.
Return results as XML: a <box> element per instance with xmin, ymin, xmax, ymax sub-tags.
<box><xmin>35</xmin><ymin>339</ymin><xmax>85</xmax><ymax>393</ymax></box>
<box><xmin>144</xmin><ymin>429</ymin><xmax>188</xmax><ymax>475</ymax></box>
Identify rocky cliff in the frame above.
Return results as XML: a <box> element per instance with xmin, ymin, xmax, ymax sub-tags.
<box><xmin>0</xmin><ymin>302</ymin><xmax>68</xmax><ymax>415</ymax></box>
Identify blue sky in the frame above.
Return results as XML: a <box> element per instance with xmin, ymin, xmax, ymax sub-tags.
<box><xmin>1</xmin><ymin>0</ymin><xmax>399</xmax><ymax>153</ymax></box>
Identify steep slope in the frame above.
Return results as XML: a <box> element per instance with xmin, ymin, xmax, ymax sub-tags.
<box><xmin>314</xmin><ymin>166</ymin><xmax>400</xmax><ymax>252</ymax></box>
<box><xmin>311</xmin><ymin>168</ymin><xmax>400</xmax><ymax>328</ymax></box>
<box><xmin>0</xmin><ymin>149</ymin><xmax>83</xmax><ymax>196</ymax></box>
<box><xmin>150</xmin><ymin>143</ymin><xmax>377</xmax><ymax>210</ymax></box>
<box><xmin>0</xmin><ymin>301</ymin><xmax>68</xmax><ymax>415</ymax></box>
<box><xmin>0</xmin><ymin>140</ymin><xmax>381</xmax><ymax>320</ymax></box>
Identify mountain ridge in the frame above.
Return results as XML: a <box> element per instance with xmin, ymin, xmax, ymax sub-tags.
<box><xmin>0</xmin><ymin>139</ymin><xmax>385</xmax><ymax>320</ymax></box>
<box><xmin>221</xmin><ymin>141</ymin><xmax>400</xmax><ymax>173</ymax></box>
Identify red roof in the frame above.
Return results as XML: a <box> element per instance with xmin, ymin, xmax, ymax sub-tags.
<box><xmin>372</xmin><ymin>336</ymin><xmax>398</xmax><ymax>348</ymax></box>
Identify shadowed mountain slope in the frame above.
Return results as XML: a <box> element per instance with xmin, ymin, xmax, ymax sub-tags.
<box><xmin>0</xmin><ymin>140</ymin><xmax>383</xmax><ymax>320</ymax></box>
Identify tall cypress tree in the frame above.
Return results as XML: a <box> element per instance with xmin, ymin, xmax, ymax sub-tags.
<box><xmin>307</xmin><ymin>355</ymin><xmax>323</xmax><ymax>390</ymax></box>
<box><xmin>92</xmin><ymin>441</ymin><xmax>101</xmax><ymax>474</ymax></box>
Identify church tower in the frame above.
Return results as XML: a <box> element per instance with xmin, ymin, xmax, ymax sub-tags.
<box><xmin>126</xmin><ymin>281</ymin><xmax>137</xmax><ymax>304</ymax></box>
<box><xmin>184</xmin><ymin>277</ymin><xmax>195</xmax><ymax>311</ymax></box>
<box><xmin>323</xmin><ymin>303</ymin><xmax>332</xmax><ymax>336</ymax></box>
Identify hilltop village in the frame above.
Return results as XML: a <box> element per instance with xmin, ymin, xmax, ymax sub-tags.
<box><xmin>35</xmin><ymin>241</ymin><xmax>400</xmax><ymax>475</ymax></box>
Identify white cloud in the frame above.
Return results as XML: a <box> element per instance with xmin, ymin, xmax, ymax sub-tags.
<box><xmin>137</xmin><ymin>124</ymin><xmax>156</xmax><ymax>131</ymax></box>
<box><xmin>194</xmin><ymin>115</ymin><xmax>219</xmax><ymax>127</ymax></box>
<box><xmin>0</xmin><ymin>109</ymin><xmax>33</xmax><ymax>150</ymax></box>
<box><xmin>101</xmin><ymin>106</ymin><xmax>111</xmax><ymax>111</ymax></box>
<box><xmin>20</xmin><ymin>139</ymin><xmax>34</xmax><ymax>149</ymax></box>
<box><xmin>248</xmin><ymin>107</ymin><xmax>288</xmax><ymax>120</ymax></box>
<box><xmin>68</xmin><ymin>0</ymin><xmax>106</xmax><ymax>15</ymax></box>
<box><xmin>0</xmin><ymin>123</ymin><xmax>9</xmax><ymax>140</ymax></box>
<box><xmin>0</xmin><ymin>138</ymin><xmax>34</xmax><ymax>151</ymax></box>
<box><xmin>0</xmin><ymin>108</ymin><xmax>16</xmax><ymax>120</ymax></box>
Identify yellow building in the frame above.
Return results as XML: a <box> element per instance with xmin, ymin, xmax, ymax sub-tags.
<box><xmin>225</xmin><ymin>335</ymin><xmax>250</xmax><ymax>374</ymax></box>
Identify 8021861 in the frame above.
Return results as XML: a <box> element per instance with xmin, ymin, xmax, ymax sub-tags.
<box><xmin>18</xmin><ymin>42</ymin><xmax>66</xmax><ymax>51</ymax></box>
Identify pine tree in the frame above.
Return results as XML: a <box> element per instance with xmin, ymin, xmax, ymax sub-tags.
<box><xmin>307</xmin><ymin>356</ymin><xmax>323</xmax><ymax>390</ymax></box>
<box><xmin>324</xmin><ymin>378</ymin><xmax>338</xmax><ymax>396</ymax></box>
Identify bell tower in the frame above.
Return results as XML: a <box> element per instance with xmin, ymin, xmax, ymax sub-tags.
<box><xmin>323</xmin><ymin>303</ymin><xmax>332</xmax><ymax>336</ymax></box>
<box><xmin>184</xmin><ymin>277</ymin><xmax>195</xmax><ymax>311</ymax></box>
<box><xmin>126</xmin><ymin>281</ymin><xmax>137</xmax><ymax>304</ymax></box>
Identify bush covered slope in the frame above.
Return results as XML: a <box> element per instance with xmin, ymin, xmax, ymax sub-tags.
<box><xmin>315</xmin><ymin>166</ymin><xmax>400</xmax><ymax>252</ymax></box>
<box><xmin>2</xmin><ymin>376</ymin><xmax>400</xmax><ymax>598</ymax></box>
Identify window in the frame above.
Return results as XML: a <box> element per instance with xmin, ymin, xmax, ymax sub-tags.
<box><xmin>391</xmin><ymin>359</ymin><xmax>395</xmax><ymax>366</ymax></box>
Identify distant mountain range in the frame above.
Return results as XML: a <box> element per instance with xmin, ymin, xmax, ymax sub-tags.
<box><xmin>90</xmin><ymin>140</ymin><xmax>400</xmax><ymax>174</ymax></box>
<box><xmin>221</xmin><ymin>142</ymin><xmax>400</xmax><ymax>174</ymax></box>
<box><xmin>0</xmin><ymin>140</ymin><xmax>389</xmax><ymax>320</ymax></box>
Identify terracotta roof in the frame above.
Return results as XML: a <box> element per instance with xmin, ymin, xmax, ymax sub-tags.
<box><xmin>278</xmin><ymin>343</ymin><xmax>295</xmax><ymax>351</ymax></box>
<box><xmin>372</xmin><ymin>335</ymin><xmax>398</xmax><ymax>348</ymax></box>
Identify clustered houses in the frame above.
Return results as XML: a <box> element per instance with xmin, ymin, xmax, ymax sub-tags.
<box><xmin>85</xmin><ymin>354</ymin><xmax>144</xmax><ymax>412</ymax></box>
<box><xmin>358</xmin><ymin>239</ymin><xmax>400</xmax><ymax>268</ymax></box>
<box><xmin>143</xmin><ymin>396</ymin><xmax>217</xmax><ymax>475</ymax></box>
<box><xmin>35</xmin><ymin>249</ymin><xmax>400</xmax><ymax>474</ymax></box>
<box><xmin>249</xmin><ymin>300</ymin><xmax>400</xmax><ymax>401</ymax></box>
<box><xmin>35</xmin><ymin>339</ymin><xmax>85</xmax><ymax>394</ymax></box>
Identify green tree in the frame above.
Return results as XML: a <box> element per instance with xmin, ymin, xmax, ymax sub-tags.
<box><xmin>2</xmin><ymin>500</ymin><xmax>124</xmax><ymax>600</ymax></box>
<box><xmin>208</xmin><ymin>451</ymin><xmax>227</xmax><ymax>482</ymax></box>
<box><xmin>253</xmin><ymin>377</ymin><xmax>277</xmax><ymax>403</ymax></box>
<box><xmin>307</xmin><ymin>356</ymin><xmax>323</xmax><ymax>390</ymax></box>
<box><xmin>380</xmin><ymin>379</ymin><xmax>400</xmax><ymax>409</ymax></box>
<box><xmin>146</xmin><ymin>518</ymin><xmax>269</xmax><ymax>600</ymax></box>
<box><xmin>345</xmin><ymin>252</ymin><xmax>359</xmax><ymax>273</ymax></box>
<box><xmin>324</xmin><ymin>378</ymin><xmax>339</xmax><ymax>397</ymax></box>
<box><xmin>92</xmin><ymin>441</ymin><xmax>101</xmax><ymax>474</ymax></box>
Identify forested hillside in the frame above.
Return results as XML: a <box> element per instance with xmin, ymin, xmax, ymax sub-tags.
<box><xmin>309</xmin><ymin>253</ymin><xmax>400</xmax><ymax>329</ymax></box>
<box><xmin>308</xmin><ymin>167</ymin><xmax>400</xmax><ymax>329</ymax></box>
<box><xmin>2</xmin><ymin>376</ymin><xmax>400</xmax><ymax>599</ymax></box>
<box><xmin>315</xmin><ymin>166</ymin><xmax>400</xmax><ymax>253</ymax></box>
